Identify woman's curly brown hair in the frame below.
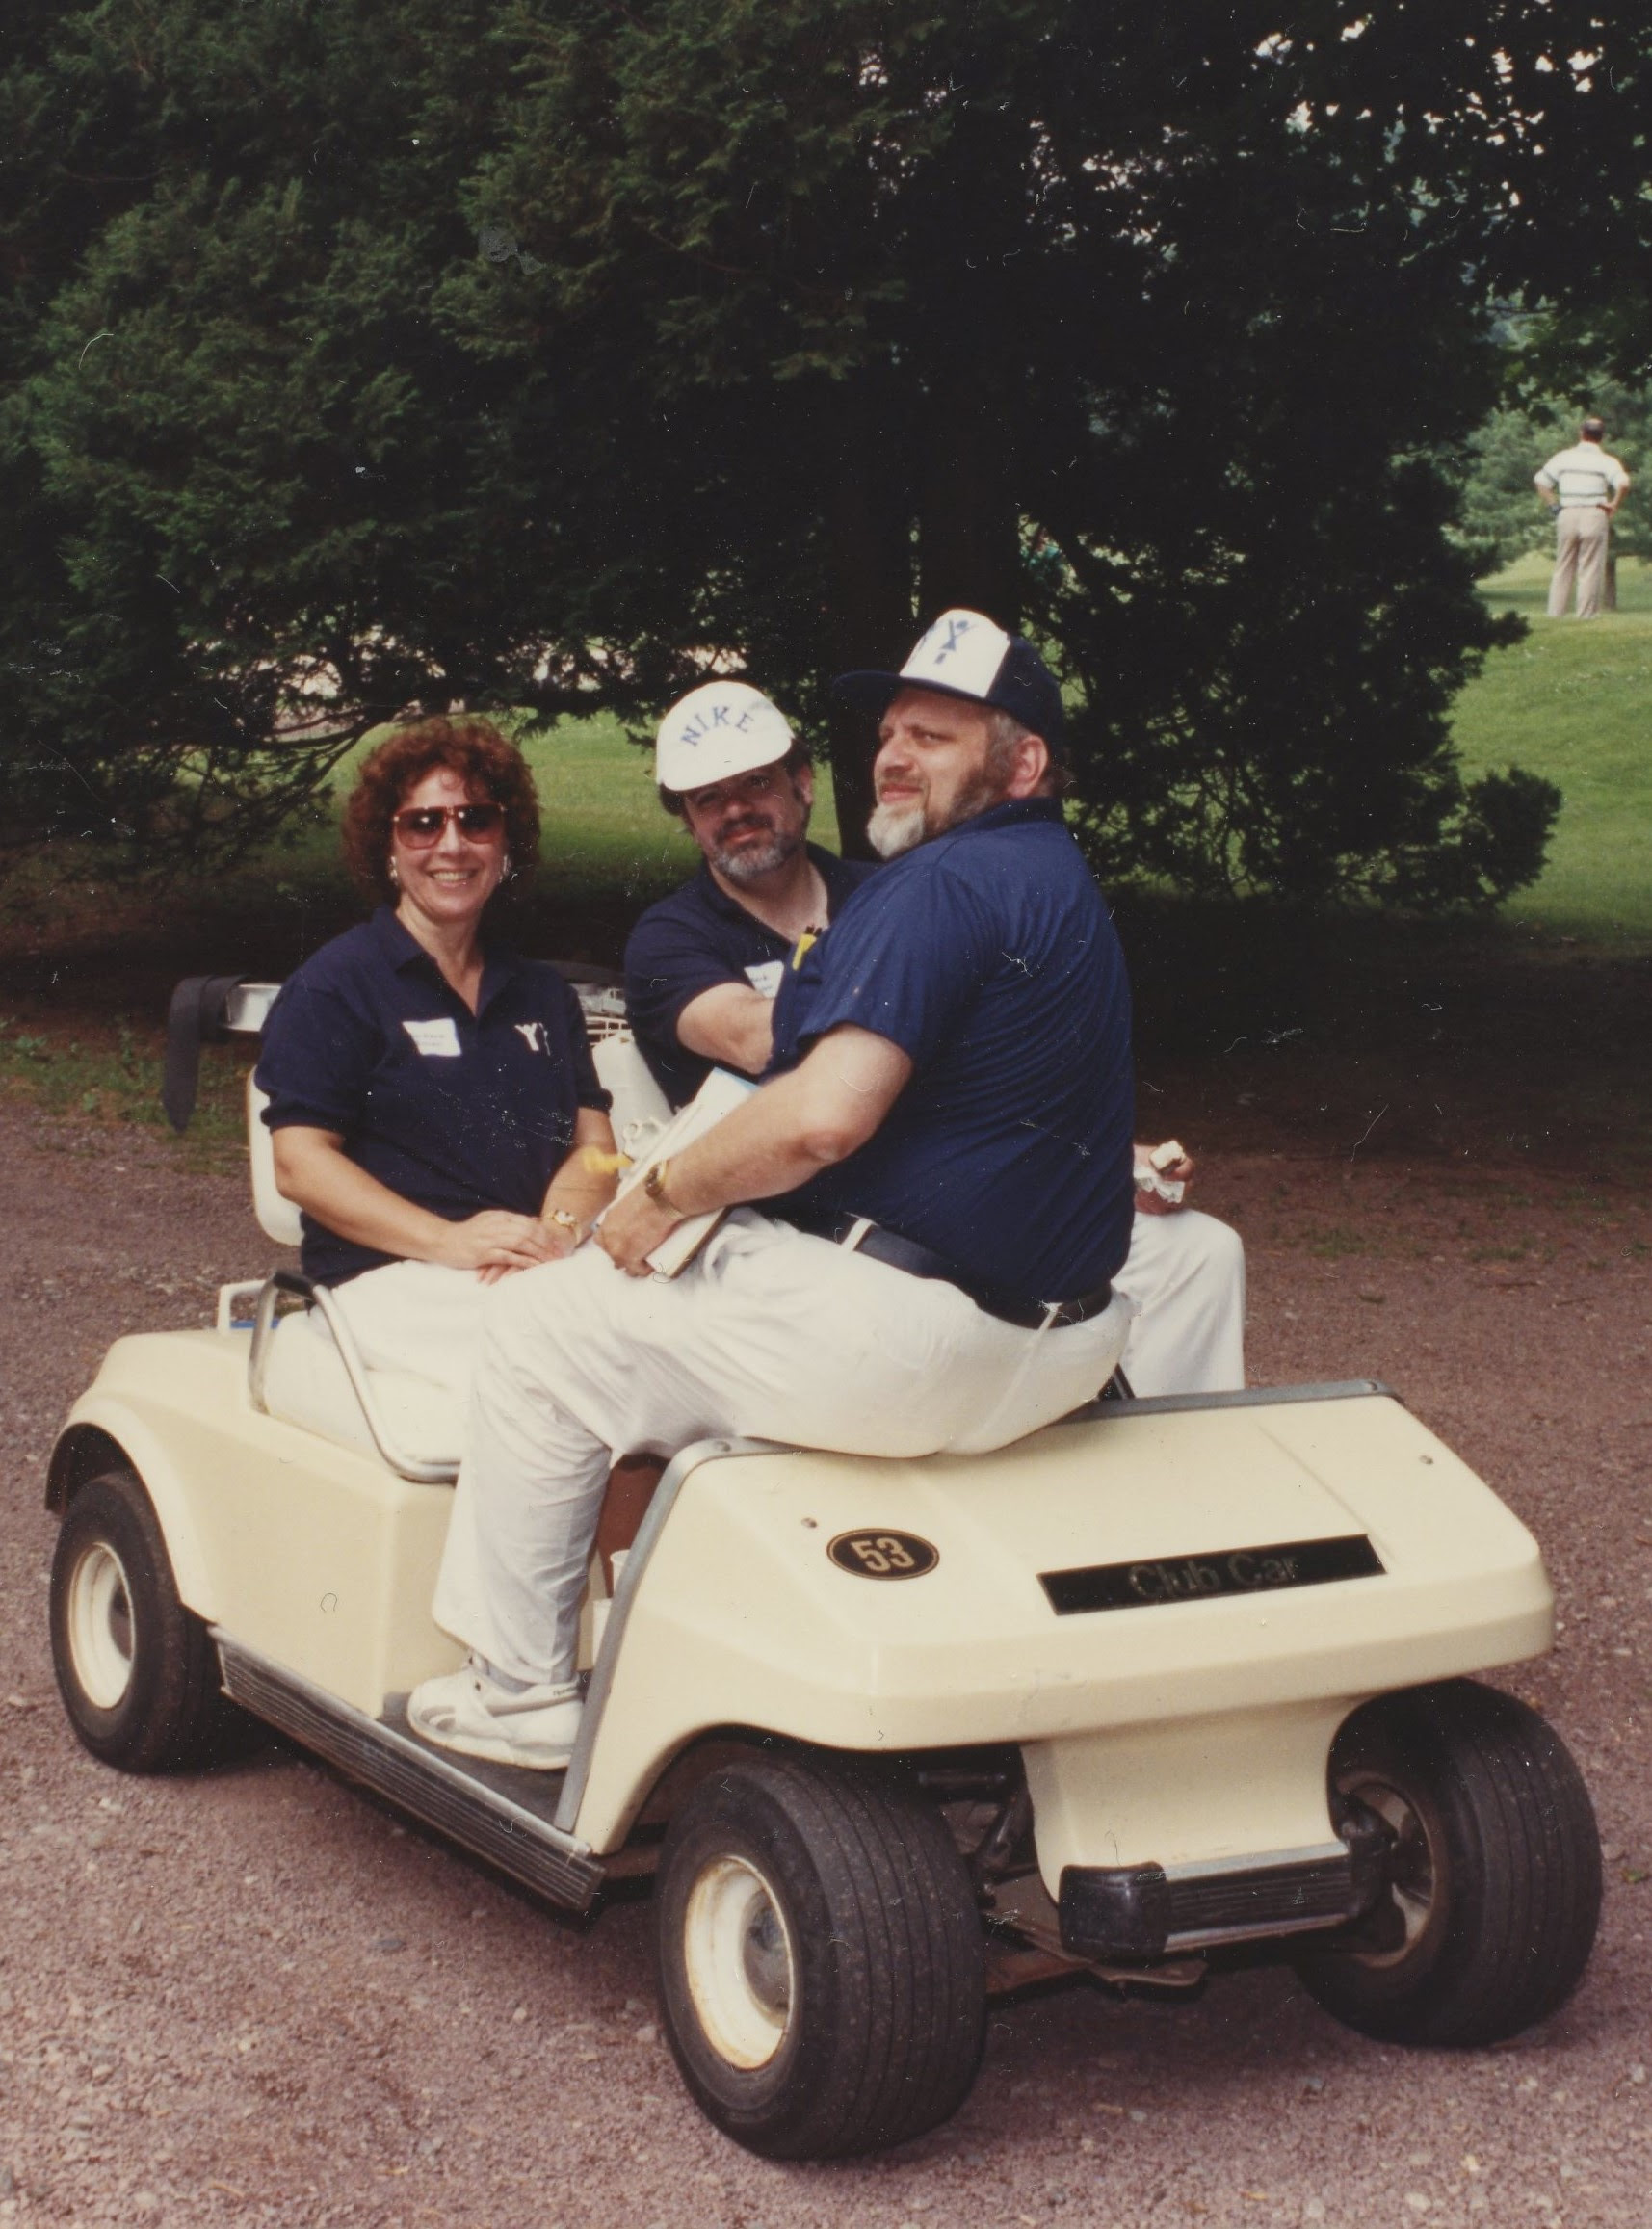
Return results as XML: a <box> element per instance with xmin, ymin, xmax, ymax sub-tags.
<box><xmin>341</xmin><ymin>716</ymin><xmax>541</xmax><ymax>905</ymax></box>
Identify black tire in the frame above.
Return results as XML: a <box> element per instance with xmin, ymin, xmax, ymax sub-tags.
<box><xmin>1298</xmin><ymin>1680</ymin><xmax>1600</xmax><ymax>2047</ymax></box>
<box><xmin>654</xmin><ymin>1750</ymin><xmax>987</xmax><ymax>2159</ymax></box>
<box><xmin>50</xmin><ymin>1468</ymin><xmax>249</xmax><ymax>1772</ymax></box>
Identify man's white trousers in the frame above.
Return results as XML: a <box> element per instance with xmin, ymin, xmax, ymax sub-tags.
<box><xmin>1114</xmin><ymin>1208</ymin><xmax>1246</xmax><ymax>1400</ymax></box>
<box><xmin>432</xmin><ymin>1211</ymin><xmax>1132</xmax><ymax>1687</ymax></box>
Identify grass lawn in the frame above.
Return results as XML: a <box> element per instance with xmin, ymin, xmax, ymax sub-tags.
<box><xmin>1454</xmin><ymin>551</ymin><xmax>1652</xmax><ymax>944</ymax></box>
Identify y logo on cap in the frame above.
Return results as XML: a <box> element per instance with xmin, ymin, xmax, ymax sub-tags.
<box><xmin>903</xmin><ymin>609</ymin><xmax>1010</xmax><ymax>696</ymax></box>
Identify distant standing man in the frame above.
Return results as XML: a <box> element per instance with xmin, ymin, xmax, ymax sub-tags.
<box><xmin>1535</xmin><ymin>417</ymin><xmax>1630</xmax><ymax>619</ymax></box>
<box><xmin>625</xmin><ymin>681</ymin><xmax>878</xmax><ymax>1110</ymax></box>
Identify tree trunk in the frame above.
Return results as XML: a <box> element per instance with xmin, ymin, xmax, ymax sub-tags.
<box><xmin>917</xmin><ymin>366</ymin><xmax>1021</xmax><ymax>629</ymax></box>
<box><xmin>823</xmin><ymin>375</ymin><xmax>914</xmax><ymax>858</ymax></box>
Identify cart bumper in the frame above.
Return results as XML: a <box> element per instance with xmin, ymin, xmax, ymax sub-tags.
<box><xmin>1059</xmin><ymin>1807</ymin><xmax>1388</xmax><ymax>1961</ymax></box>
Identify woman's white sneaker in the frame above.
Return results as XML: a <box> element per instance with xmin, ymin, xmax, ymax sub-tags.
<box><xmin>408</xmin><ymin>1656</ymin><xmax>582</xmax><ymax>1770</ymax></box>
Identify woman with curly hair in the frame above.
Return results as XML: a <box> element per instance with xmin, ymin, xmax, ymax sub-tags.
<box><xmin>254</xmin><ymin>715</ymin><xmax>618</xmax><ymax>1394</ymax></box>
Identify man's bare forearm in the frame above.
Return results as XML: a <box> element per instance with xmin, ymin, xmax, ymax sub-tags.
<box><xmin>664</xmin><ymin>1030</ymin><xmax>912</xmax><ymax>1215</ymax></box>
<box><xmin>660</xmin><ymin>1074</ymin><xmax>851</xmax><ymax>1214</ymax></box>
<box><xmin>595</xmin><ymin>1027</ymin><xmax>913</xmax><ymax>1272</ymax></box>
<box><xmin>676</xmin><ymin>983</ymin><xmax>776</xmax><ymax>1078</ymax></box>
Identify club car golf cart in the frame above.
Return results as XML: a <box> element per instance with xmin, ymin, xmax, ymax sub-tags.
<box><xmin>45</xmin><ymin>972</ymin><xmax>1601</xmax><ymax>2160</ymax></box>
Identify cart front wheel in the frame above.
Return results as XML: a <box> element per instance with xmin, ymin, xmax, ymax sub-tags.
<box><xmin>50</xmin><ymin>1468</ymin><xmax>249</xmax><ymax>1772</ymax></box>
<box><xmin>655</xmin><ymin>1750</ymin><xmax>986</xmax><ymax>2158</ymax></box>
<box><xmin>1298</xmin><ymin>1680</ymin><xmax>1600</xmax><ymax>2046</ymax></box>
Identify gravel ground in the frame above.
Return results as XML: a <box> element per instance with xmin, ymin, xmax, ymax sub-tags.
<box><xmin>2</xmin><ymin>1097</ymin><xmax>1649</xmax><ymax>2229</ymax></box>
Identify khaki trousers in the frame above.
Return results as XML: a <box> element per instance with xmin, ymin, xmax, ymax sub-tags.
<box><xmin>1549</xmin><ymin>507</ymin><xmax>1612</xmax><ymax>618</ymax></box>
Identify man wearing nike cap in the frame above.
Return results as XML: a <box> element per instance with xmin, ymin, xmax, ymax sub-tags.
<box><xmin>408</xmin><ymin>608</ymin><xmax>1141</xmax><ymax>1770</ymax></box>
<box><xmin>624</xmin><ymin>680</ymin><xmax>878</xmax><ymax>1110</ymax></box>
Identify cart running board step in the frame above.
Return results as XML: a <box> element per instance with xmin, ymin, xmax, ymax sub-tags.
<box><xmin>1059</xmin><ymin>1815</ymin><xmax>1388</xmax><ymax>1962</ymax></box>
<box><xmin>216</xmin><ymin>1638</ymin><xmax>605</xmax><ymax>1914</ymax></box>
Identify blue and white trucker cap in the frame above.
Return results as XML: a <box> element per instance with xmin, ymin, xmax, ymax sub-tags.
<box><xmin>834</xmin><ymin>609</ymin><xmax>1064</xmax><ymax>744</ymax></box>
<box><xmin>655</xmin><ymin>680</ymin><xmax>795</xmax><ymax>794</ymax></box>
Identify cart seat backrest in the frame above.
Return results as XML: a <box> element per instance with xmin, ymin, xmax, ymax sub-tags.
<box><xmin>591</xmin><ymin>1029</ymin><xmax>673</xmax><ymax>1151</ymax></box>
<box><xmin>247</xmin><ymin>1075</ymin><xmax>304</xmax><ymax>1247</ymax></box>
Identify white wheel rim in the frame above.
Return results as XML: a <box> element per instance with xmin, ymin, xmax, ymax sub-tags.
<box><xmin>66</xmin><ymin>1541</ymin><xmax>136</xmax><ymax>1711</ymax></box>
<box><xmin>1350</xmin><ymin>1777</ymin><xmax>1437</xmax><ymax>1964</ymax></box>
<box><xmin>681</xmin><ymin>1855</ymin><xmax>795</xmax><ymax>2070</ymax></box>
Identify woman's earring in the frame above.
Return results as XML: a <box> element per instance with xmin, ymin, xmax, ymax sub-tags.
<box><xmin>501</xmin><ymin>852</ymin><xmax>513</xmax><ymax>881</ymax></box>
<box><xmin>388</xmin><ymin>857</ymin><xmax>400</xmax><ymax>887</ymax></box>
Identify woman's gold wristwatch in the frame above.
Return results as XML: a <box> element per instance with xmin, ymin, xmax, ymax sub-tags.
<box><xmin>544</xmin><ymin>1207</ymin><xmax>583</xmax><ymax>1239</ymax></box>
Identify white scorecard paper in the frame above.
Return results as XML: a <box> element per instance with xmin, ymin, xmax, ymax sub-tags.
<box><xmin>608</xmin><ymin>1065</ymin><xmax>758</xmax><ymax>1276</ymax></box>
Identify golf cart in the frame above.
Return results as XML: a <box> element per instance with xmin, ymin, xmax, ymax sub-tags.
<box><xmin>45</xmin><ymin>973</ymin><xmax>1601</xmax><ymax>2160</ymax></box>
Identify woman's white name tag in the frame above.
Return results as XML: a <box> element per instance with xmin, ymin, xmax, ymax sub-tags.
<box><xmin>744</xmin><ymin>960</ymin><xmax>785</xmax><ymax>1000</ymax></box>
<box><xmin>403</xmin><ymin>1017</ymin><xmax>462</xmax><ymax>1057</ymax></box>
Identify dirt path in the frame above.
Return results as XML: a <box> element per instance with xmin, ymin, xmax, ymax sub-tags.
<box><xmin>2</xmin><ymin>1100</ymin><xmax>1648</xmax><ymax>2229</ymax></box>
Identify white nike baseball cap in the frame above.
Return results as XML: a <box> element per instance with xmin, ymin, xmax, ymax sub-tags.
<box><xmin>655</xmin><ymin>681</ymin><xmax>796</xmax><ymax>794</ymax></box>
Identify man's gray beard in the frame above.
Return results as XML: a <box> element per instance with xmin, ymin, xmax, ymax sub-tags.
<box><xmin>707</xmin><ymin>826</ymin><xmax>801</xmax><ymax>882</ymax></box>
<box><xmin>868</xmin><ymin>773</ymin><xmax>1005</xmax><ymax>860</ymax></box>
<box><xmin>867</xmin><ymin>799</ymin><xmax>927</xmax><ymax>858</ymax></box>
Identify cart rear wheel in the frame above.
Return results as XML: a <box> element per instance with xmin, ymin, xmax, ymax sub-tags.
<box><xmin>655</xmin><ymin>1750</ymin><xmax>986</xmax><ymax>2158</ymax></box>
<box><xmin>50</xmin><ymin>1468</ymin><xmax>249</xmax><ymax>1772</ymax></box>
<box><xmin>1298</xmin><ymin>1680</ymin><xmax>1600</xmax><ymax>2046</ymax></box>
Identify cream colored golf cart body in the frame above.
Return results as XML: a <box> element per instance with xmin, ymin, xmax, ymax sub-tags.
<box><xmin>53</xmin><ymin>1321</ymin><xmax>1553</xmax><ymax>1884</ymax></box>
<box><xmin>46</xmin><ymin>973</ymin><xmax>1599</xmax><ymax>2159</ymax></box>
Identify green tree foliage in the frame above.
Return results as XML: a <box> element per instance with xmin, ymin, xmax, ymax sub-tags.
<box><xmin>0</xmin><ymin>0</ymin><xmax>540</xmax><ymax>866</ymax></box>
<box><xmin>4</xmin><ymin>2</ymin><xmax>1647</xmax><ymax>901</ymax></box>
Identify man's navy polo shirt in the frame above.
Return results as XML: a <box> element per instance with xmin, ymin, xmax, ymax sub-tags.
<box><xmin>625</xmin><ymin>843</ymin><xmax>878</xmax><ymax>1107</ymax></box>
<box><xmin>769</xmin><ymin>800</ymin><xmax>1135</xmax><ymax>1302</ymax></box>
<box><xmin>256</xmin><ymin>907</ymin><xmax>609</xmax><ymax>1287</ymax></box>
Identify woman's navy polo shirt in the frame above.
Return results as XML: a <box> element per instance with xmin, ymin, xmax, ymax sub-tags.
<box><xmin>624</xmin><ymin>843</ymin><xmax>878</xmax><ymax>1108</ymax></box>
<box><xmin>769</xmin><ymin>800</ymin><xmax>1135</xmax><ymax>1302</ymax></box>
<box><xmin>256</xmin><ymin>908</ymin><xmax>609</xmax><ymax>1286</ymax></box>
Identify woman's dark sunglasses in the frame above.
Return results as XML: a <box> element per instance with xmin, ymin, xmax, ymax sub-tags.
<box><xmin>391</xmin><ymin>802</ymin><xmax>505</xmax><ymax>848</ymax></box>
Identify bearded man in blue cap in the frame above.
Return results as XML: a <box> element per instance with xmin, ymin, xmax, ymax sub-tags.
<box><xmin>409</xmin><ymin>611</ymin><xmax>1141</xmax><ymax>1770</ymax></box>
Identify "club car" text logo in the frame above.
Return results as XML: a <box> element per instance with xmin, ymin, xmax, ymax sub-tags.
<box><xmin>1038</xmin><ymin>1534</ymin><xmax>1384</xmax><ymax>1617</ymax></box>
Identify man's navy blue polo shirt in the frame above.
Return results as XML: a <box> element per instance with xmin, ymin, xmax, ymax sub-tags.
<box><xmin>256</xmin><ymin>907</ymin><xmax>609</xmax><ymax>1286</ymax></box>
<box><xmin>625</xmin><ymin>843</ymin><xmax>878</xmax><ymax>1107</ymax></box>
<box><xmin>769</xmin><ymin>800</ymin><xmax>1135</xmax><ymax>1302</ymax></box>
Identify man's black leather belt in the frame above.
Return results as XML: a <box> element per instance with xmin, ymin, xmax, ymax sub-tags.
<box><xmin>780</xmin><ymin>1209</ymin><xmax>1113</xmax><ymax>1331</ymax></box>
